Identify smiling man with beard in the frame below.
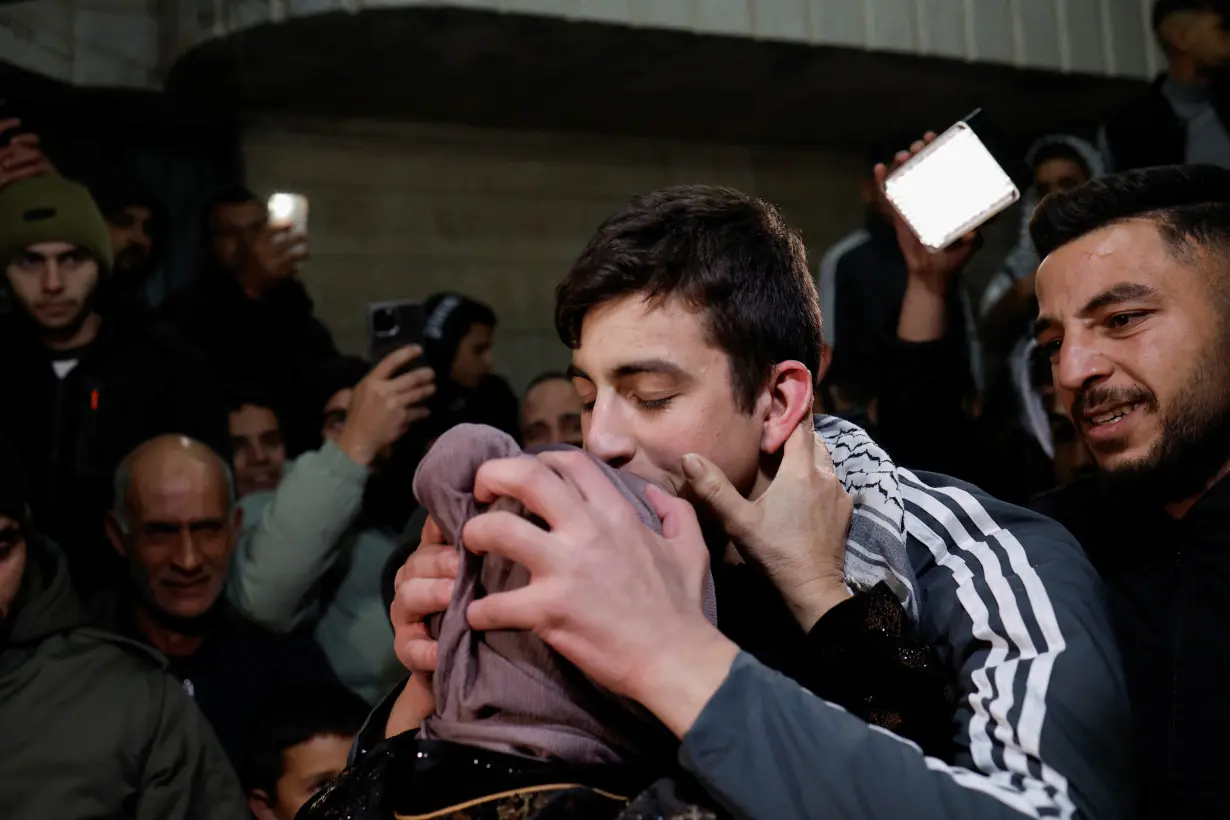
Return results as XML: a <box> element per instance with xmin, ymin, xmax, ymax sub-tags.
<box><xmin>1031</xmin><ymin>164</ymin><xmax>1230</xmax><ymax>817</ymax></box>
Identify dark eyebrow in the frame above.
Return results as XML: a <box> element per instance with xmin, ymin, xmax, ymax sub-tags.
<box><xmin>565</xmin><ymin>364</ymin><xmax>591</xmax><ymax>382</ymax></box>
<box><xmin>611</xmin><ymin>359</ymin><xmax>687</xmax><ymax>379</ymax></box>
<box><xmin>1080</xmin><ymin>283</ymin><xmax>1159</xmax><ymax>315</ymax></box>
<box><xmin>1034</xmin><ymin>283</ymin><xmax>1160</xmax><ymax>341</ymax></box>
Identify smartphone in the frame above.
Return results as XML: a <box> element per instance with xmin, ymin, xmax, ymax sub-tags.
<box><xmin>884</xmin><ymin>110</ymin><xmax>1020</xmax><ymax>251</ymax></box>
<box><xmin>267</xmin><ymin>192</ymin><xmax>309</xmax><ymax>236</ymax></box>
<box><xmin>368</xmin><ymin>300</ymin><xmax>428</xmax><ymax>373</ymax></box>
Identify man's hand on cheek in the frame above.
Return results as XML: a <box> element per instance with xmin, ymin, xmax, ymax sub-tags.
<box><xmin>682</xmin><ymin>420</ymin><xmax>853</xmax><ymax>631</ymax></box>
<box><xmin>462</xmin><ymin>451</ymin><xmax>739</xmax><ymax>737</ymax></box>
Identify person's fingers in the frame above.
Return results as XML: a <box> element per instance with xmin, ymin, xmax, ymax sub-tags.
<box><xmin>681</xmin><ymin>451</ymin><xmax>753</xmax><ymax>538</ymax></box>
<box><xmin>462</xmin><ymin>509</ymin><xmax>556</xmax><ymax>574</ymax></box>
<box><xmin>371</xmin><ymin>346</ymin><xmax>419</xmax><ymax>380</ymax></box>
<box><xmin>0</xmin><ymin>118</ymin><xmax>20</xmax><ymax>135</ymax></box>
<box><xmin>9</xmin><ymin>133</ymin><xmax>39</xmax><ymax>149</ymax></box>
<box><xmin>389</xmin><ymin>361</ymin><xmax>433</xmax><ymax>392</ymax></box>
<box><xmin>646</xmin><ymin>484</ymin><xmax>704</xmax><ymax>548</ymax></box>
<box><xmin>535</xmin><ymin>449</ymin><xmax>632</xmax><ymax>512</ymax></box>
<box><xmin>399</xmin><ymin>633</ymin><xmax>439</xmax><ymax>674</ymax></box>
<box><xmin>873</xmin><ymin>162</ymin><xmax>888</xmax><ymax>188</ymax></box>
<box><xmin>406</xmin><ymin>406</ymin><xmax>432</xmax><ymax>425</ymax></box>
<box><xmin>779</xmin><ymin>416</ymin><xmax>817</xmax><ymax>477</ymax></box>
<box><xmin>923</xmin><ymin>130</ymin><xmax>938</xmax><ymax>143</ymax></box>
<box><xmin>467</xmin><ymin>585</ymin><xmax>551</xmax><ymax>632</ymax></box>
<box><xmin>421</xmin><ymin>515</ymin><xmax>445</xmax><ymax>547</ymax></box>
<box><xmin>393</xmin><ymin>574</ymin><xmax>455</xmax><ymax>622</ymax></box>
<box><xmin>910</xmin><ymin>140</ymin><xmax>925</xmax><ymax>154</ymax></box>
<box><xmin>812</xmin><ymin>431</ymin><xmax>838</xmax><ymax>476</ymax></box>
<box><xmin>472</xmin><ymin>457</ymin><xmax>582</xmax><ymax>527</ymax></box>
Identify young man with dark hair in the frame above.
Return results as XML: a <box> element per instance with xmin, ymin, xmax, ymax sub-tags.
<box><xmin>373</xmin><ymin>184</ymin><xmax>1132</xmax><ymax>819</ymax></box>
<box><xmin>244</xmin><ymin>685</ymin><xmax>370</xmax><ymax>820</ymax></box>
<box><xmin>0</xmin><ymin>175</ymin><xmax>228</xmax><ymax>596</ymax></box>
<box><xmin>227</xmin><ymin>384</ymin><xmax>288</xmax><ymax>497</ymax></box>
<box><xmin>162</xmin><ymin>186</ymin><xmax>338</xmax><ymax>453</ymax></box>
<box><xmin>1030</xmin><ymin>164</ymin><xmax>1230</xmax><ymax>817</ymax></box>
<box><xmin>1101</xmin><ymin>0</ymin><xmax>1230</xmax><ymax>170</ymax></box>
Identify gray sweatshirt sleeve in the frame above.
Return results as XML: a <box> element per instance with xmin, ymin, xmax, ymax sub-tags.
<box><xmin>680</xmin><ymin>471</ymin><xmax>1135</xmax><ymax>820</ymax></box>
<box><xmin>228</xmin><ymin>441</ymin><xmax>369</xmax><ymax>631</ymax></box>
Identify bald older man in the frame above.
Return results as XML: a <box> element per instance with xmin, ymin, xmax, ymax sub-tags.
<box><xmin>97</xmin><ymin>435</ymin><xmax>341</xmax><ymax>767</ymax></box>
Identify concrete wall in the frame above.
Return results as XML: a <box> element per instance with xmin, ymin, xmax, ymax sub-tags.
<box><xmin>242</xmin><ymin>115</ymin><xmax>1014</xmax><ymax>393</ymax></box>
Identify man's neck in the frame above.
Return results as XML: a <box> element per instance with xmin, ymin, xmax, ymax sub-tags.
<box><xmin>1169</xmin><ymin>58</ymin><xmax>1209</xmax><ymax>86</ymax></box>
<box><xmin>41</xmin><ymin>312</ymin><xmax>101</xmax><ymax>353</ymax></box>
<box><xmin>1164</xmin><ymin>458</ymin><xmax>1230</xmax><ymax>519</ymax></box>
<box><xmin>133</xmin><ymin>605</ymin><xmax>208</xmax><ymax>658</ymax></box>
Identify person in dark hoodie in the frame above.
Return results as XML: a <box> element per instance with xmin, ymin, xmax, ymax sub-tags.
<box><xmin>161</xmin><ymin>187</ymin><xmax>338</xmax><ymax>454</ymax></box>
<box><xmin>420</xmin><ymin>292</ymin><xmax>521</xmax><ymax>442</ymax></box>
<box><xmin>0</xmin><ymin>436</ymin><xmax>247</xmax><ymax>819</ymax></box>
<box><xmin>1101</xmin><ymin>0</ymin><xmax>1230</xmax><ymax>171</ymax></box>
<box><xmin>0</xmin><ymin>175</ymin><xmax>229</xmax><ymax>597</ymax></box>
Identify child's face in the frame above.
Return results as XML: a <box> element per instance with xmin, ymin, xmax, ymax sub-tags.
<box><xmin>270</xmin><ymin>733</ymin><xmax>354</xmax><ymax>820</ymax></box>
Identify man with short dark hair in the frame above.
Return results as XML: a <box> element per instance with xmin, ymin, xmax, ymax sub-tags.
<box><xmin>1030</xmin><ymin>163</ymin><xmax>1230</xmax><ymax>817</ymax></box>
<box><xmin>1101</xmin><ymin>0</ymin><xmax>1230</xmax><ymax>170</ymax></box>
<box><xmin>520</xmin><ymin>372</ymin><xmax>583</xmax><ymax>447</ymax></box>
<box><xmin>0</xmin><ymin>175</ymin><xmax>228</xmax><ymax>596</ymax></box>
<box><xmin>0</xmin><ymin>436</ymin><xmax>247</xmax><ymax>819</ymax></box>
<box><xmin>227</xmin><ymin>385</ymin><xmax>288</xmax><ymax>497</ymax></box>
<box><xmin>243</xmin><ymin>685</ymin><xmax>369</xmax><ymax>820</ymax></box>
<box><xmin>377</xmin><ymin>184</ymin><xmax>1133</xmax><ymax>819</ymax></box>
<box><xmin>162</xmin><ymin>186</ymin><xmax>338</xmax><ymax>452</ymax></box>
<box><xmin>98</xmin><ymin>435</ymin><xmax>340</xmax><ymax>767</ymax></box>
<box><xmin>86</xmin><ymin>169</ymin><xmax>162</xmax><ymax>306</ymax></box>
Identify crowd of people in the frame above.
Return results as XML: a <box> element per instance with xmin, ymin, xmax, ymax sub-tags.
<box><xmin>3</xmin><ymin>1</ymin><xmax>1230</xmax><ymax>818</ymax></box>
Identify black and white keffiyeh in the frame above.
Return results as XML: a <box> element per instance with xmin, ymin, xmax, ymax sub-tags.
<box><xmin>815</xmin><ymin>415</ymin><xmax>919</xmax><ymax>622</ymax></box>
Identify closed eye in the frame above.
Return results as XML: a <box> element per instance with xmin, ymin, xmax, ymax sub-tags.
<box><xmin>635</xmin><ymin>396</ymin><xmax>674</xmax><ymax>411</ymax></box>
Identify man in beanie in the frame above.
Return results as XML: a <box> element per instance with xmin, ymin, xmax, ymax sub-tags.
<box><xmin>230</xmin><ymin>349</ymin><xmax>434</xmax><ymax>704</ymax></box>
<box><xmin>0</xmin><ymin>436</ymin><xmax>248</xmax><ymax>819</ymax></box>
<box><xmin>162</xmin><ymin>186</ymin><xmax>338</xmax><ymax>454</ymax></box>
<box><xmin>420</xmin><ymin>291</ymin><xmax>520</xmax><ymax>442</ymax></box>
<box><xmin>0</xmin><ymin>175</ymin><xmax>228</xmax><ymax>597</ymax></box>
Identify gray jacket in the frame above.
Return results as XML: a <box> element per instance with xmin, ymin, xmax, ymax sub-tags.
<box><xmin>678</xmin><ymin>469</ymin><xmax>1134</xmax><ymax>820</ymax></box>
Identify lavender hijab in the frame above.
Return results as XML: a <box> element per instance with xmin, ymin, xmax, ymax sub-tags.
<box><xmin>413</xmin><ymin>424</ymin><xmax>717</xmax><ymax>766</ymax></box>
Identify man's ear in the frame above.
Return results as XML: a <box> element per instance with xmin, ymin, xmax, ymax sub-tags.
<box><xmin>104</xmin><ymin>513</ymin><xmax>127</xmax><ymax>558</ymax></box>
<box><xmin>760</xmin><ymin>361</ymin><xmax>814</xmax><ymax>456</ymax></box>
<box><xmin>248</xmin><ymin>790</ymin><xmax>278</xmax><ymax>820</ymax></box>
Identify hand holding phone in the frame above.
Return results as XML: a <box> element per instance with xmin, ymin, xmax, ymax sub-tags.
<box><xmin>336</xmin><ymin>347</ymin><xmax>435</xmax><ymax>466</ymax></box>
<box><xmin>0</xmin><ymin>116</ymin><xmax>57</xmax><ymax>190</ymax></box>
<box><xmin>368</xmin><ymin>300</ymin><xmax>429</xmax><ymax>373</ymax></box>
<box><xmin>876</xmin><ymin>131</ymin><xmax>986</xmax><ymax>290</ymax></box>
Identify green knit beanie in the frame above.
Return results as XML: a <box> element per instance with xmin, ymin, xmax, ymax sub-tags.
<box><xmin>0</xmin><ymin>176</ymin><xmax>113</xmax><ymax>275</ymax></box>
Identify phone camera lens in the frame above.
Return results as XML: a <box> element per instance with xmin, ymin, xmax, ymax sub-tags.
<box><xmin>372</xmin><ymin>308</ymin><xmax>399</xmax><ymax>337</ymax></box>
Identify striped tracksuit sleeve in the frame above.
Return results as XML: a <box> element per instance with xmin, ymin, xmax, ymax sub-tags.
<box><xmin>677</xmin><ymin>470</ymin><xmax>1136</xmax><ymax>820</ymax></box>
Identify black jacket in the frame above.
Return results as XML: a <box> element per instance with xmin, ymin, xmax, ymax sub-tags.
<box><xmin>1102</xmin><ymin>73</ymin><xmax>1230</xmax><ymax>171</ymax></box>
<box><xmin>0</xmin><ymin>307</ymin><xmax>228</xmax><ymax>596</ymax></box>
<box><xmin>90</xmin><ymin>592</ymin><xmax>344</xmax><ymax>769</ymax></box>
<box><xmin>822</xmin><ymin>213</ymin><xmax>972</xmax><ymax>398</ymax></box>
<box><xmin>0</xmin><ymin>538</ymin><xmax>246</xmax><ymax>819</ymax></box>
<box><xmin>1033</xmin><ymin>475</ymin><xmax>1230</xmax><ymax>818</ymax></box>
<box><xmin>161</xmin><ymin>268</ymin><xmax>339</xmax><ymax>453</ymax></box>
